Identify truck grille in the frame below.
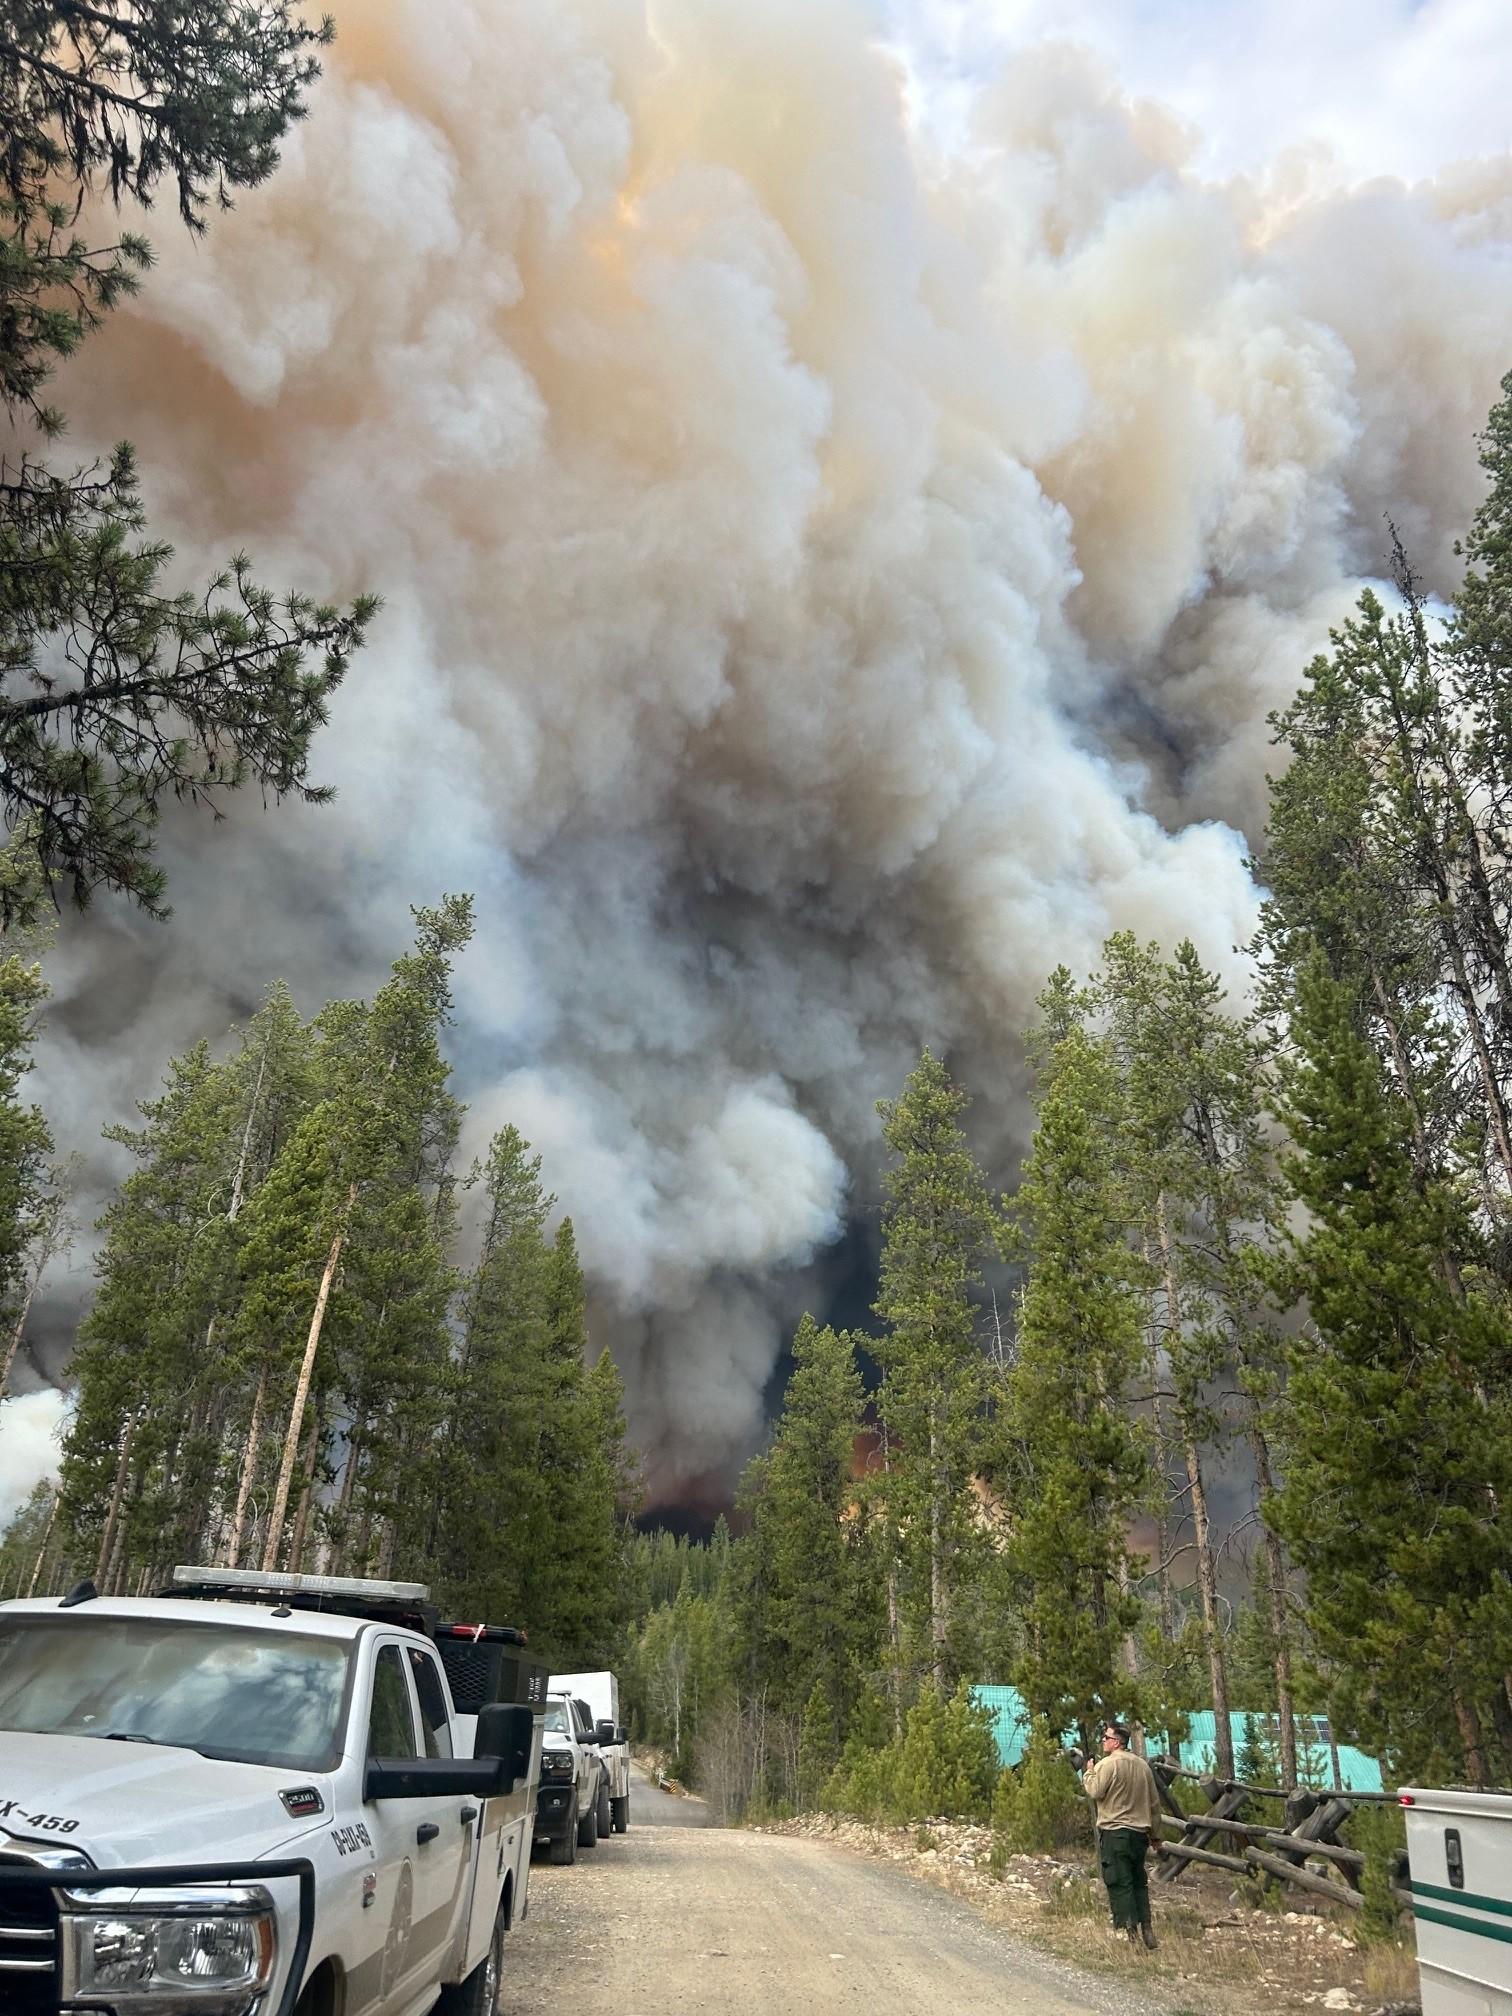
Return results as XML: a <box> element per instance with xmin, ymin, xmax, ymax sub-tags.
<box><xmin>0</xmin><ymin>1854</ymin><xmax>60</xmax><ymax>2015</ymax></box>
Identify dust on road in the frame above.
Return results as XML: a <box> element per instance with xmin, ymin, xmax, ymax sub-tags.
<box><xmin>502</xmin><ymin>1771</ymin><xmax>1165</xmax><ymax>2016</ymax></box>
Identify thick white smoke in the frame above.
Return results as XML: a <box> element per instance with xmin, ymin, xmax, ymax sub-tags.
<box><xmin>0</xmin><ymin>1393</ymin><xmax>72</xmax><ymax>1529</ymax></box>
<box><xmin>23</xmin><ymin>0</ymin><xmax>1512</xmax><ymax>1502</ymax></box>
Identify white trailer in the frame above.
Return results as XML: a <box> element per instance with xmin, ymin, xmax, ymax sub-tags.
<box><xmin>552</xmin><ymin>1671</ymin><xmax>631</xmax><ymax>1832</ymax></box>
<box><xmin>1402</xmin><ymin>1786</ymin><xmax>1512</xmax><ymax>2016</ymax></box>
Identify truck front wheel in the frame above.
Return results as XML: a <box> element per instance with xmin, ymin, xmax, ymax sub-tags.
<box><xmin>611</xmin><ymin>1795</ymin><xmax>629</xmax><ymax>1833</ymax></box>
<box><xmin>577</xmin><ymin>1787</ymin><xmax>599</xmax><ymax>1849</ymax></box>
<box><xmin>437</xmin><ymin>1901</ymin><xmax>505</xmax><ymax>2016</ymax></box>
<box><xmin>549</xmin><ymin>1814</ymin><xmax>577</xmax><ymax>1866</ymax></box>
<box><xmin>596</xmin><ymin>1779</ymin><xmax>612</xmax><ymax>1838</ymax></box>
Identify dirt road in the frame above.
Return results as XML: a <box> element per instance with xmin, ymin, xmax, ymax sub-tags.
<box><xmin>502</xmin><ymin>1796</ymin><xmax>1162</xmax><ymax>2016</ymax></box>
<box><xmin>620</xmin><ymin>1759</ymin><xmax>714</xmax><ymax>1827</ymax></box>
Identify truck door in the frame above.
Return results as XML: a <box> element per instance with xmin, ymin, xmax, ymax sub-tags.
<box><xmin>403</xmin><ymin>1644</ymin><xmax>479</xmax><ymax>1983</ymax></box>
<box><xmin>360</xmin><ymin>1640</ymin><xmax>466</xmax><ymax>2016</ymax></box>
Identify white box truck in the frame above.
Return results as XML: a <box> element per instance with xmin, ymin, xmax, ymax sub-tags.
<box><xmin>1402</xmin><ymin>1785</ymin><xmax>1512</xmax><ymax>2016</ymax></box>
<box><xmin>0</xmin><ymin>1568</ymin><xmax>545</xmax><ymax>2016</ymax></box>
<box><xmin>552</xmin><ymin>1672</ymin><xmax>630</xmax><ymax>1833</ymax></box>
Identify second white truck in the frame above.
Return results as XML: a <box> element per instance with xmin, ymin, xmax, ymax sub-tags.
<box><xmin>552</xmin><ymin>1671</ymin><xmax>630</xmax><ymax>1833</ymax></box>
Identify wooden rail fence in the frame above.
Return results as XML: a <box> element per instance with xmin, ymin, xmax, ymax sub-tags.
<box><xmin>1148</xmin><ymin>1763</ymin><xmax>1407</xmax><ymax>1914</ymax></box>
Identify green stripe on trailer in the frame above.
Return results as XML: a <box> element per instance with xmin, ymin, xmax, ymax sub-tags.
<box><xmin>1413</xmin><ymin>1903</ymin><xmax>1512</xmax><ymax>1948</ymax></box>
<box><xmin>1411</xmin><ymin>1881</ymin><xmax>1512</xmax><ymax>1921</ymax></box>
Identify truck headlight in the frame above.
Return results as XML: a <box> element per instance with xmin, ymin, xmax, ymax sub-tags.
<box><xmin>62</xmin><ymin>1887</ymin><xmax>276</xmax><ymax>2015</ymax></box>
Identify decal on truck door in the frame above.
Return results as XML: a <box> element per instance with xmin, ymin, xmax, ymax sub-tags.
<box><xmin>380</xmin><ymin>1859</ymin><xmax>414</xmax><ymax>2001</ymax></box>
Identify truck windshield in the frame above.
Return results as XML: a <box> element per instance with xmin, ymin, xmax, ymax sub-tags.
<box><xmin>543</xmin><ymin>1703</ymin><xmax>571</xmax><ymax>1734</ymax></box>
<box><xmin>0</xmin><ymin>1617</ymin><xmax>351</xmax><ymax>1771</ymax></box>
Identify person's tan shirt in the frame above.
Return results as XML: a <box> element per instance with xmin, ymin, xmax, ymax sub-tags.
<box><xmin>1081</xmin><ymin>1748</ymin><xmax>1163</xmax><ymax>1834</ymax></box>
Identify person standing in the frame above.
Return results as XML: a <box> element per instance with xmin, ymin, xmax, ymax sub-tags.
<box><xmin>1076</xmin><ymin>1723</ymin><xmax>1164</xmax><ymax>1950</ymax></box>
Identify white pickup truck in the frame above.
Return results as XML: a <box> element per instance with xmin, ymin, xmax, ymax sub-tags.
<box><xmin>552</xmin><ymin>1672</ymin><xmax>630</xmax><ymax>1833</ymax></box>
<box><xmin>0</xmin><ymin>1568</ymin><xmax>544</xmax><ymax>2016</ymax></box>
<box><xmin>533</xmin><ymin>1694</ymin><xmax>609</xmax><ymax>1866</ymax></box>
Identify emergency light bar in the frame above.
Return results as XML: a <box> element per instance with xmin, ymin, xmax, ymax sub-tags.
<box><xmin>172</xmin><ymin>1566</ymin><xmax>432</xmax><ymax>1603</ymax></box>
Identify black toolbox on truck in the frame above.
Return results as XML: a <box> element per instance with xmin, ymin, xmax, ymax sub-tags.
<box><xmin>436</xmin><ymin>1621</ymin><xmax>549</xmax><ymax>1712</ymax></box>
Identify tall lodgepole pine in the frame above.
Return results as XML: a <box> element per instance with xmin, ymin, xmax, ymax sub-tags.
<box><xmin>1270</xmin><ymin>950</ymin><xmax>1512</xmax><ymax>1786</ymax></box>
<box><xmin>1006</xmin><ymin>1008</ymin><xmax>1151</xmax><ymax>1741</ymax></box>
<box><xmin>258</xmin><ymin>898</ymin><xmax>471</xmax><ymax>1573</ymax></box>
<box><xmin>0</xmin><ymin>944</ymin><xmax>52</xmax><ymax>1367</ymax></box>
<box><xmin>873</xmin><ymin>1050</ymin><xmax>998</xmax><ymax>1696</ymax></box>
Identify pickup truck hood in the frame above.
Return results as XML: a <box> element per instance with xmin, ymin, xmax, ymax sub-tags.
<box><xmin>0</xmin><ymin>1732</ymin><xmax>333</xmax><ymax>1867</ymax></box>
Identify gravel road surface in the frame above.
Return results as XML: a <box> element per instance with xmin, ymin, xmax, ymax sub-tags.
<box><xmin>623</xmin><ymin>1759</ymin><xmax>714</xmax><ymax>1827</ymax></box>
<box><xmin>501</xmin><ymin>1785</ymin><xmax>1164</xmax><ymax>2016</ymax></box>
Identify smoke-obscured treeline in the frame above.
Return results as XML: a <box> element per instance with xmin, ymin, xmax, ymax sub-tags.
<box><xmin>618</xmin><ymin>379</ymin><xmax>1512</xmax><ymax>1810</ymax></box>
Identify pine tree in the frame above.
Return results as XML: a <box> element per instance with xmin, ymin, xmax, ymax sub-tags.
<box><xmin>0</xmin><ymin>940</ymin><xmax>52</xmax><ymax>1374</ymax></box>
<box><xmin>0</xmin><ymin>1482</ymin><xmax>70</xmax><ymax>1600</ymax></box>
<box><xmin>874</xmin><ymin>1050</ymin><xmax>999</xmax><ymax>1696</ymax></box>
<box><xmin>1005</xmin><ymin>1016</ymin><xmax>1150</xmax><ymax>1742</ymax></box>
<box><xmin>263</xmin><ymin>897</ymin><xmax>472</xmax><ymax>1573</ymax></box>
<box><xmin>60</xmin><ymin>1039</ymin><xmax>243</xmax><ymax>1587</ymax></box>
<box><xmin>1099</xmin><ymin>933</ymin><xmax>1290</xmax><ymax>1780</ymax></box>
<box><xmin>743</xmin><ymin>1316</ymin><xmax>877</xmax><ymax>1744</ymax></box>
<box><xmin>1270</xmin><ymin>951</ymin><xmax>1512</xmax><ymax>1785</ymax></box>
<box><xmin>429</xmin><ymin>1122</ymin><xmax>636</xmax><ymax>1659</ymax></box>
<box><xmin>0</xmin><ymin>3</ymin><xmax>372</xmax><ymax>924</ymax></box>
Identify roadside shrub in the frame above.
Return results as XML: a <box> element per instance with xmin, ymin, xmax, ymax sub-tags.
<box><xmin>1348</xmin><ymin>1802</ymin><xmax>1407</xmax><ymax>1944</ymax></box>
<box><xmin>823</xmin><ymin>1683</ymin><xmax>997</xmax><ymax>1824</ymax></box>
<box><xmin>990</xmin><ymin>1730</ymin><xmax>1088</xmax><ymax>1857</ymax></box>
<box><xmin>823</xmin><ymin>1736</ymin><xmax>896</xmax><ymax>1821</ymax></box>
<box><xmin>890</xmin><ymin>1683</ymin><xmax>999</xmax><ymax>1822</ymax></box>
<box><xmin>797</xmin><ymin>1682</ymin><xmax>838</xmax><ymax>1812</ymax></box>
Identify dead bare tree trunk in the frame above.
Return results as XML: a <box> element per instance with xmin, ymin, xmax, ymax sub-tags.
<box><xmin>1157</xmin><ymin>1194</ymin><xmax>1233</xmax><ymax>1778</ymax></box>
<box><xmin>262</xmin><ymin>1194</ymin><xmax>351</xmax><ymax>1573</ymax></box>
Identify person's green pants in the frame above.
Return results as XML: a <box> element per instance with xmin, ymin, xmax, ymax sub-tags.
<box><xmin>1097</xmin><ymin>1827</ymin><xmax>1150</xmax><ymax>1930</ymax></box>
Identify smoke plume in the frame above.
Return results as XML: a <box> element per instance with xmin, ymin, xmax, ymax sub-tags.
<box><xmin>24</xmin><ymin>0</ymin><xmax>1512</xmax><ymax>1502</ymax></box>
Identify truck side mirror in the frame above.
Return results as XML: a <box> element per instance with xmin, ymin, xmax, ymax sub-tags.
<box><xmin>614</xmin><ymin>1726</ymin><xmax>627</xmax><ymax>1745</ymax></box>
<box><xmin>476</xmin><ymin>1701</ymin><xmax>534</xmax><ymax>1792</ymax></box>
<box><xmin>365</xmin><ymin>1757</ymin><xmax>504</xmax><ymax>1801</ymax></box>
<box><xmin>595</xmin><ymin>1719</ymin><xmax>617</xmax><ymax>1748</ymax></box>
